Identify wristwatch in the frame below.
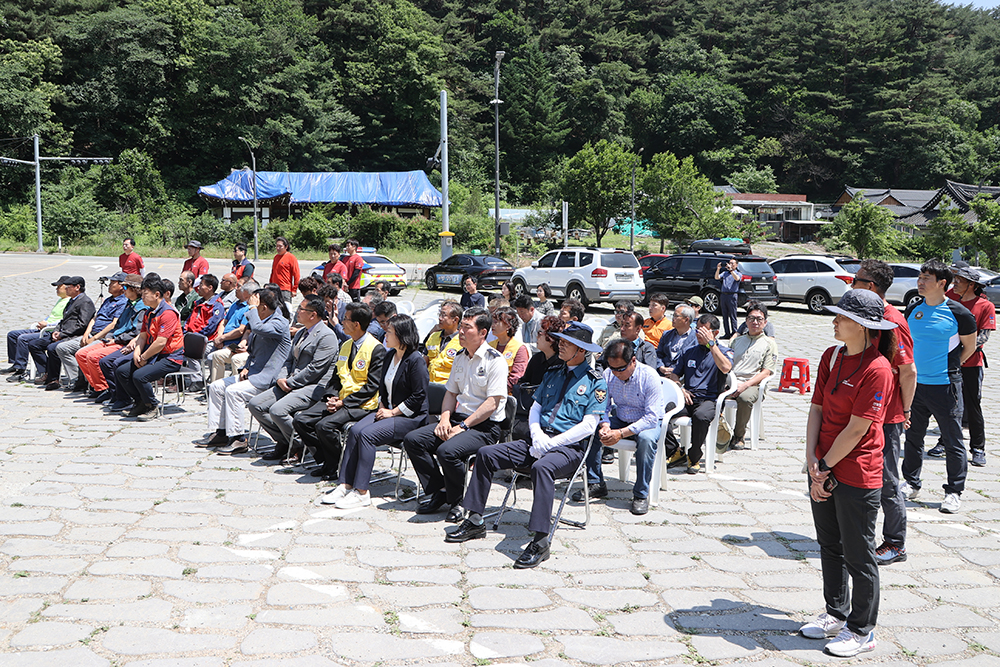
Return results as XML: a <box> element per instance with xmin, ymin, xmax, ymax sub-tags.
<box><xmin>818</xmin><ymin>458</ymin><xmax>831</xmax><ymax>472</ymax></box>
<box><xmin>458</xmin><ymin>422</ymin><xmax>470</xmax><ymax>431</ymax></box>
<box><xmin>706</xmin><ymin>339</ymin><xmax>715</xmax><ymax>348</ymax></box>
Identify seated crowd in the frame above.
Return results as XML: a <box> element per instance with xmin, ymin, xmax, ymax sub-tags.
<box><xmin>3</xmin><ymin>239</ymin><xmax>780</xmax><ymax>567</ymax></box>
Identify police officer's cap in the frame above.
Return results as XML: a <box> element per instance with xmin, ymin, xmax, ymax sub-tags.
<box><xmin>550</xmin><ymin>322</ymin><xmax>602</xmax><ymax>353</ymax></box>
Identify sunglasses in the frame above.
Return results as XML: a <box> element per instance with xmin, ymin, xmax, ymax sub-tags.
<box><xmin>607</xmin><ymin>361</ymin><xmax>631</xmax><ymax>372</ymax></box>
<box><xmin>851</xmin><ymin>277</ymin><xmax>874</xmax><ymax>287</ymax></box>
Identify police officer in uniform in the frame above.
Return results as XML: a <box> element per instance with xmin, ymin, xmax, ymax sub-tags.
<box><xmin>403</xmin><ymin>307</ymin><xmax>508</xmax><ymax>522</ymax></box>
<box><xmin>445</xmin><ymin>322</ymin><xmax>608</xmax><ymax>569</ymax></box>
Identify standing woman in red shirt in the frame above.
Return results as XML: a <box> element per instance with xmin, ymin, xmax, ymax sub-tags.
<box><xmin>799</xmin><ymin>290</ymin><xmax>895</xmax><ymax>658</ymax></box>
<box><xmin>269</xmin><ymin>237</ymin><xmax>300</xmax><ymax>303</ymax></box>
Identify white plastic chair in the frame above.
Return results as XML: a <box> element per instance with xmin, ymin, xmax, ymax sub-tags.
<box><xmin>723</xmin><ymin>374</ymin><xmax>772</xmax><ymax>451</ymax></box>
<box><xmin>415</xmin><ymin>316</ymin><xmax>438</xmax><ymax>341</ymax></box>
<box><xmin>396</xmin><ymin>301</ymin><xmax>415</xmax><ymax>316</ymax></box>
<box><xmin>670</xmin><ymin>371</ymin><xmax>738</xmax><ymax>474</ymax></box>
<box><xmin>611</xmin><ymin>377</ymin><xmax>685</xmax><ymax>507</ymax></box>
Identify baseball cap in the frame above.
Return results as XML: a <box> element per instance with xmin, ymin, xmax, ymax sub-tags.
<box><xmin>685</xmin><ymin>296</ymin><xmax>704</xmax><ymax>307</ymax></box>
<box><xmin>186</xmin><ymin>240</ymin><xmax>203</xmax><ymax>249</ymax></box>
<box><xmin>51</xmin><ymin>275</ymin><xmax>71</xmax><ymax>286</ymax></box>
<box><xmin>109</xmin><ymin>271</ymin><xmax>128</xmax><ymax>283</ymax></box>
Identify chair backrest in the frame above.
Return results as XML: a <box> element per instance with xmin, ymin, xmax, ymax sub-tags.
<box><xmin>415</xmin><ymin>316</ymin><xmax>438</xmax><ymax>340</ymax></box>
<box><xmin>428</xmin><ymin>382</ymin><xmax>448</xmax><ymax>415</ymax></box>
<box><xmin>498</xmin><ymin>395</ymin><xmax>516</xmax><ymax>430</ymax></box>
<box><xmin>660</xmin><ymin>377</ymin><xmax>685</xmax><ymax>421</ymax></box>
<box><xmin>397</xmin><ymin>301</ymin><xmax>415</xmax><ymax>316</ymax></box>
<box><xmin>184</xmin><ymin>332</ymin><xmax>209</xmax><ymax>360</ymax></box>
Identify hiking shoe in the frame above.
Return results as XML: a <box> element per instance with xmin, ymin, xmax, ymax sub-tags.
<box><xmin>971</xmin><ymin>449</ymin><xmax>986</xmax><ymax>467</ymax></box>
<box><xmin>900</xmin><ymin>481</ymin><xmax>920</xmax><ymax>500</ymax></box>
<box><xmin>666</xmin><ymin>450</ymin><xmax>687</xmax><ymax>469</ymax></box>
<box><xmin>875</xmin><ymin>541</ymin><xmax>907</xmax><ymax>565</ymax></box>
<box><xmin>800</xmin><ymin>612</ymin><xmax>846</xmax><ymax>639</ymax></box>
<box><xmin>687</xmin><ymin>462</ymin><xmax>701</xmax><ymax>474</ymax></box>
<box><xmin>927</xmin><ymin>443</ymin><xmax>945</xmax><ymax>458</ymax></box>
<box><xmin>825</xmin><ymin>628</ymin><xmax>876</xmax><ymax>657</ymax></box>
<box><xmin>940</xmin><ymin>492</ymin><xmax>961</xmax><ymax>514</ymax></box>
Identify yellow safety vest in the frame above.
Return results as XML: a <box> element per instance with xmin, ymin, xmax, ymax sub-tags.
<box><xmin>491</xmin><ymin>336</ymin><xmax>524</xmax><ymax>373</ymax></box>
<box><xmin>427</xmin><ymin>330</ymin><xmax>462</xmax><ymax>384</ymax></box>
<box><xmin>336</xmin><ymin>335</ymin><xmax>382</xmax><ymax>411</ymax></box>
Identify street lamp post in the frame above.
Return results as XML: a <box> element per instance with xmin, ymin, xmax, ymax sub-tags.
<box><xmin>491</xmin><ymin>51</ymin><xmax>505</xmax><ymax>255</ymax></box>
<box><xmin>238</xmin><ymin>136</ymin><xmax>259</xmax><ymax>261</ymax></box>
<box><xmin>630</xmin><ymin>147</ymin><xmax>643</xmax><ymax>252</ymax></box>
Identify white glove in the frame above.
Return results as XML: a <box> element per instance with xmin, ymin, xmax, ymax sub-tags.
<box><xmin>529</xmin><ymin>434</ymin><xmax>552</xmax><ymax>459</ymax></box>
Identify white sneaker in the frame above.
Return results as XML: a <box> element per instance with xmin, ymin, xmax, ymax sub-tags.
<box><xmin>825</xmin><ymin>627</ymin><xmax>876</xmax><ymax>657</ymax></box>
<box><xmin>335</xmin><ymin>489</ymin><xmax>372</xmax><ymax>510</ymax></box>
<box><xmin>800</xmin><ymin>612</ymin><xmax>846</xmax><ymax>639</ymax></box>
<box><xmin>940</xmin><ymin>493</ymin><xmax>961</xmax><ymax>514</ymax></box>
<box><xmin>321</xmin><ymin>484</ymin><xmax>350</xmax><ymax>505</ymax></box>
<box><xmin>900</xmin><ymin>481</ymin><xmax>920</xmax><ymax>500</ymax></box>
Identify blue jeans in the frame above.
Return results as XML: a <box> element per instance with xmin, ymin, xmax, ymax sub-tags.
<box><xmin>6</xmin><ymin>329</ymin><xmax>45</xmax><ymax>372</ymax></box>
<box><xmin>587</xmin><ymin>414</ymin><xmax>663</xmax><ymax>499</ymax></box>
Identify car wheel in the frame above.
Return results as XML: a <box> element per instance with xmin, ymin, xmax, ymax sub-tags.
<box><xmin>807</xmin><ymin>289</ymin><xmax>831</xmax><ymax>314</ymax></box>
<box><xmin>425</xmin><ymin>273</ymin><xmax>437</xmax><ymax>291</ymax></box>
<box><xmin>905</xmin><ymin>290</ymin><xmax>920</xmax><ymax>307</ymax></box>
<box><xmin>389</xmin><ymin>289</ymin><xmax>401</xmax><ymax>296</ymax></box>
<box><xmin>701</xmin><ymin>289</ymin><xmax>720</xmax><ymax>314</ymax></box>
<box><xmin>566</xmin><ymin>283</ymin><xmax>589</xmax><ymax>307</ymax></box>
<box><xmin>512</xmin><ymin>279</ymin><xmax>527</xmax><ymax>299</ymax></box>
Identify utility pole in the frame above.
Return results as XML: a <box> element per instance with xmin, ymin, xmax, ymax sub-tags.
<box><xmin>630</xmin><ymin>147</ymin><xmax>643</xmax><ymax>252</ymax></box>
<box><xmin>0</xmin><ymin>134</ymin><xmax>112</xmax><ymax>252</ymax></box>
<box><xmin>238</xmin><ymin>136</ymin><xmax>259</xmax><ymax>261</ymax></box>
<box><xmin>491</xmin><ymin>51</ymin><xmax>505</xmax><ymax>255</ymax></box>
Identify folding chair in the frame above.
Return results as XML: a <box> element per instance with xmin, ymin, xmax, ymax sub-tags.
<box><xmin>390</xmin><ymin>382</ymin><xmax>448</xmax><ymax>500</ymax></box>
<box><xmin>161</xmin><ymin>333</ymin><xmax>209</xmax><ymax>414</ymax></box>
<box><xmin>491</xmin><ymin>428</ymin><xmax>601</xmax><ymax>542</ymax></box>
<box><xmin>610</xmin><ymin>377</ymin><xmax>685</xmax><ymax>507</ymax></box>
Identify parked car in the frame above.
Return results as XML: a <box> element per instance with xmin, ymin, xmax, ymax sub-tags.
<box><xmin>638</xmin><ymin>254</ymin><xmax>672</xmax><ymax>277</ymax></box>
<box><xmin>886</xmin><ymin>263</ymin><xmax>922</xmax><ymax>307</ymax></box>
<box><xmin>642</xmin><ymin>253</ymin><xmax>779</xmax><ymax>313</ymax></box>
<box><xmin>971</xmin><ymin>268</ymin><xmax>1000</xmax><ymax>308</ymax></box>
<box><xmin>510</xmin><ymin>247</ymin><xmax>644</xmax><ymax>307</ymax></box>
<box><xmin>769</xmin><ymin>254</ymin><xmax>861</xmax><ymax>314</ymax></box>
<box><xmin>315</xmin><ymin>252</ymin><xmax>408</xmax><ymax>295</ymax></box>
<box><xmin>688</xmin><ymin>238</ymin><xmax>752</xmax><ymax>255</ymax></box>
<box><xmin>424</xmin><ymin>254</ymin><xmax>515</xmax><ymax>291</ymax></box>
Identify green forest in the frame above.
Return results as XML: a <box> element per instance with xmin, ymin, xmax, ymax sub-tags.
<box><xmin>2</xmin><ymin>0</ymin><xmax>1000</xmax><ymax>253</ymax></box>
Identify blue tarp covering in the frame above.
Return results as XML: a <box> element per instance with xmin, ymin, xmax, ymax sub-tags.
<box><xmin>198</xmin><ymin>169</ymin><xmax>443</xmax><ymax>208</ymax></box>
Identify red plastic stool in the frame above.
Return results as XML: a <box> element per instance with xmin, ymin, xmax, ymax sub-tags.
<box><xmin>778</xmin><ymin>357</ymin><xmax>811</xmax><ymax>394</ymax></box>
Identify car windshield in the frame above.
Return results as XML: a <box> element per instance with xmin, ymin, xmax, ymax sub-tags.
<box><xmin>362</xmin><ymin>256</ymin><xmax>395</xmax><ymax>266</ymax></box>
<box><xmin>738</xmin><ymin>261</ymin><xmax>773</xmax><ymax>275</ymax></box>
<box><xmin>837</xmin><ymin>259</ymin><xmax>861</xmax><ymax>273</ymax></box>
<box><xmin>601</xmin><ymin>253</ymin><xmax>640</xmax><ymax>268</ymax></box>
<box><xmin>484</xmin><ymin>257</ymin><xmax>513</xmax><ymax>268</ymax></box>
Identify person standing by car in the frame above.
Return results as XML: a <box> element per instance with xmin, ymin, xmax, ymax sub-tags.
<box><xmin>461</xmin><ymin>275</ymin><xmax>486</xmax><ymax>309</ymax></box>
<box><xmin>799</xmin><ymin>289</ymin><xmax>895</xmax><ymax>657</ymax></box>
<box><xmin>323</xmin><ymin>243</ymin><xmax>348</xmax><ymax>283</ymax></box>
<box><xmin>534</xmin><ymin>283</ymin><xmax>555</xmax><ymax>316</ymax></box>
<box><xmin>716</xmin><ymin>258</ymin><xmax>741</xmax><ymax>338</ymax></box>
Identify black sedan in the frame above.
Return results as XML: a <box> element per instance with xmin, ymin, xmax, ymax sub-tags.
<box><xmin>424</xmin><ymin>254</ymin><xmax>514</xmax><ymax>291</ymax></box>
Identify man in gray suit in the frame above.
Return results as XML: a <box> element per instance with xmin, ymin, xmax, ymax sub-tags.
<box><xmin>199</xmin><ymin>288</ymin><xmax>292</xmax><ymax>455</ymax></box>
<box><xmin>248</xmin><ymin>295</ymin><xmax>339</xmax><ymax>461</ymax></box>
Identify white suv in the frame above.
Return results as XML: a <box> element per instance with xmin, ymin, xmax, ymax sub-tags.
<box><xmin>769</xmin><ymin>254</ymin><xmax>861</xmax><ymax>313</ymax></box>
<box><xmin>510</xmin><ymin>248</ymin><xmax>644</xmax><ymax>307</ymax></box>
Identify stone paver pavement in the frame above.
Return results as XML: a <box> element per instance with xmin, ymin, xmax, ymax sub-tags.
<box><xmin>1</xmin><ymin>253</ymin><xmax>999</xmax><ymax>665</ymax></box>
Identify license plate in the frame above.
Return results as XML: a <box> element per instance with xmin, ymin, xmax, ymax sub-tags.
<box><xmin>754</xmin><ymin>285</ymin><xmax>770</xmax><ymax>291</ymax></box>
<box><xmin>616</xmin><ymin>273</ymin><xmax>632</xmax><ymax>282</ymax></box>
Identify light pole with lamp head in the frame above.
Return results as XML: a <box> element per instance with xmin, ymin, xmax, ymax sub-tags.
<box><xmin>491</xmin><ymin>50</ymin><xmax>505</xmax><ymax>255</ymax></box>
<box><xmin>237</xmin><ymin>136</ymin><xmax>259</xmax><ymax>261</ymax></box>
<box><xmin>630</xmin><ymin>147</ymin><xmax>643</xmax><ymax>252</ymax></box>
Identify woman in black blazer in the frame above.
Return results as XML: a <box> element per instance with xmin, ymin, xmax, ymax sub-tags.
<box><xmin>324</xmin><ymin>314</ymin><xmax>429</xmax><ymax>509</ymax></box>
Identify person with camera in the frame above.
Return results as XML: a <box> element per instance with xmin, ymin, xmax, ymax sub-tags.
<box><xmin>715</xmin><ymin>258</ymin><xmax>741</xmax><ymax>339</ymax></box>
<box><xmin>800</xmin><ymin>290</ymin><xmax>895</xmax><ymax>657</ymax></box>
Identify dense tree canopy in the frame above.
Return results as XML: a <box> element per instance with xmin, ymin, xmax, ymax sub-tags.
<box><xmin>2</xmin><ymin>0</ymin><xmax>1000</xmax><ymax>219</ymax></box>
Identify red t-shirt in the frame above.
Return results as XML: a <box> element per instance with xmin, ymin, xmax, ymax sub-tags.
<box><xmin>880</xmin><ymin>304</ymin><xmax>914</xmax><ymax>425</ymax></box>
<box><xmin>119</xmin><ymin>252</ymin><xmax>144</xmax><ymax>275</ymax></box>
<box><xmin>269</xmin><ymin>252</ymin><xmax>300</xmax><ymax>293</ymax></box>
<box><xmin>183</xmin><ymin>256</ymin><xmax>209</xmax><ymax>278</ymax></box>
<box><xmin>946</xmin><ymin>290</ymin><xmax>995</xmax><ymax>367</ymax></box>
<box><xmin>812</xmin><ymin>345</ymin><xmax>893</xmax><ymax>489</ymax></box>
<box><xmin>323</xmin><ymin>260</ymin><xmax>348</xmax><ymax>282</ymax></box>
<box><xmin>344</xmin><ymin>253</ymin><xmax>365</xmax><ymax>290</ymax></box>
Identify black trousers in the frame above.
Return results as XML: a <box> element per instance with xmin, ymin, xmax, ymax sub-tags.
<box><xmin>720</xmin><ymin>292</ymin><xmax>738</xmax><ymax>338</ymax></box>
<box><xmin>811</xmin><ymin>481</ymin><xmax>880</xmax><ymax>636</ymax></box>
<box><xmin>961</xmin><ymin>365</ymin><xmax>985</xmax><ymax>451</ymax></box>
<box><xmin>880</xmin><ymin>422</ymin><xmax>906</xmax><ymax>546</ymax></box>
<box><xmin>293</xmin><ymin>400</ymin><xmax>372</xmax><ymax>476</ymax></box>
<box><xmin>684</xmin><ymin>399</ymin><xmax>717</xmax><ymax>465</ymax></box>
<box><xmin>464</xmin><ymin>438</ymin><xmax>585</xmax><ymax>534</ymax></box>
<box><xmin>402</xmin><ymin>417</ymin><xmax>501</xmax><ymax>506</ymax></box>
<box><xmin>903</xmin><ymin>381</ymin><xmax>967</xmax><ymax>496</ymax></box>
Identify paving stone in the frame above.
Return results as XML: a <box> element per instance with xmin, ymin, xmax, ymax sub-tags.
<box><xmin>752</xmin><ymin>571</ymin><xmax>823</xmax><ymax>588</ymax></box>
<box><xmin>690</xmin><ymin>634</ymin><xmax>765</xmax><ymax>661</ymax></box>
<box><xmin>556</xmin><ymin>635</ymin><xmax>685</xmax><ymax>665</ymax></box>
<box><xmin>10</xmin><ymin>621</ymin><xmax>93</xmax><ymax>647</ymax></box>
<box><xmin>12</xmin><ymin>557</ymin><xmax>89</xmax><ymax>574</ymax></box>
<box><xmin>879</xmin><ymin>605</ymin><xmax>994</xmax><ymax>628</ymax></box>
<box><xmin>397</xmin><ymin>607</ymin><xmax>466</xmax><ymax>634</ymax></box>
<box><xmin>329</xmin><ymin>632</ymin><xmax>464</xmax><ymax>661</ymax></box>
<box><xmin>230</xmin><ymin>658</ymin><xmax>340</xmax><ymax>667</ymax></box>
<box><xmin>180</xmin><ymin>604</ymin><xmax>253</xmax><ymax>629</ymax></box>
<box><xmin>276</xmin><ymin>565</ymin><xmax>374</xmax><ymax>583</ymax></box>
<box><xmin>359</xmin><ymin>583</ymin><xmax>463</xmax><ymax>607</ymax></box>
<box><xmin>653</xmin><ymin>570</ymin><xmax>746</xmax><ymax>589</ymax></box>
<box><xmin>355</xmin><ymin>549</ymin><xmax>460</xmax><ymax>568</ymax></box>
<box><xmin>120</xmin><ymin>659</ymin><xmax>225</xmax><ymax>667</ymax></box>
<box><xmin>921</xmin><ymin>569</ymin><xmax>996</xmax><ymax>586</ymax></box>
<box><xmin>970</xmin><ymin>632</ymin><xmax>1000</xmax><ymax>653</ymax></box>
<box><xmin>59</xmin><ymin>510</ymin><xmax>141</xmax><ymax>527</ymax></box>
<box><xmin>5</xmin><ymin>494</ymin><xmax>83</xmax><ymax>509</ymax></box>
<box><xmin>255</xmin><ymin>606</ymin><xmax>384</xmax><ymax>628</ymax></box>
<box><xmin>178</xmin><ymin>545</ymin><xmax>280</xmax><ymax>563</ymax></box>
<box><xmin>607</xmin><ymin>611</ymin><xmax>680</xmax><ymax>636</ymax></box>
<box><xmin>660</xmin><ymin>590</ymin><xmax>747</xmax><ymax>612</ymax></box>
<box><xmin>43</xmin><ymin>598</ymin><xmax>173</xmax><ymax>622</ymax></box>
<box><xmin>127</xmin><ymin>528</ymin><xmax>229</xmax><ymax>543</ymax></box>
<box><xmin>241</xmin><ymin>628</ymin><xmax>317</xmax><ymax>655</ymax></box>
<box><xmin>282</xmin><ymin>546</ymin><xmax>345</xmax><ymax>563</ymax></box>
<box><xmin>154</xmin><ymin>501</ymin><xmax>233</xmax><ymax>515</ymax></box>
<box><xmin>470</xmin><ymin>632</ymin><xmax>545</xmax><ymax>659</ymax></box>
<box><xmin>540</xmin><ymin>555</ymin><xmax>635</xmax><ymax>572</ymax></box>
<box><xmin>1</xmin><ymin>575</ymin><xmax>68</xmax><ymax>596</ymax></box>
<box><xmin>386</xmin><ymin>568</ymin><xmax>462</xmax><ymax>585</ymax></box>
<box><xmin>0</xmin><ymin>598</ymin><xmax>44</xmax><ymax>623</ymax></box>
<box><xmin>88</xmin><ymin>558</ymin><xmax>185</xmax><ymax>579</ymax></box>
<box><xmin>472</xmin><ymin>607</ymin><xmax>598</xmax><ymax>631</ymax></box>
<box><xmin>740</xmin><ymin>589</ymin><xmax>821</xmax><ymax>613</ymax></box>
<box><xmin>162</xmin><ymin>581</ymin><xmax>264</xmax><ymax>603</ymax></box>
<box><xmin>468</xmin><ymin>586</ymin><xmax>551</xmax><ymax>610</ymax></box>
<box><xmin>676</xmin><ymin>609</ymin><xmax>801</xmax><ymax>632</ymax></box>
<box><xmin>106</xmin><ymin>542</ymin><xmax>170</xmax><ymax>558</ymax></box>
<box><xmin>895</xmin><ymin>631</ymin><xmax>967</xmax><ymax>656</ymax></box>
<box><xmin>0</xmin><ymin>521</ymin><xmax>63</xmax><ymax>536</ymax></box>
<box><xmin>66</xmin><ymin>525</ymin><xmax>128</xmax><ymax>542</ymax></box>
<box><xmin>1</xmin><ymin>537</ymin><xmax>103</xmax><ymax>556</ymax></box>
<box><xmin>554</xmin><ymin>587</ymin><xmax>658</xmax><ymax>610</ymax></box>
<box><xmin>266</xmin><ymin>582</ymin><xmax>349</xmax><ymax>605</ymax></box>
<box><xmin>465</xmin><ymin>549</ymin><xmax>516</xmax><ymax>568</ymax></box>
<box><xmin>65</xmin><ymin>578</ymin><xmax>152</xmax><ymax>600</ymax></box>
<box><xmin>236</xmin><ymin>532</ymin><xmax>294</xmax><ymax>548</ymax></box>
<box><xmin>919</xmin><ymin>658</ymin><xmax>1000</xmax><ymax>667</ymax></box>
<box><xmin>639</xmin><ymin>553</ymin><xmax>699</xmax><ymax>570</ymax></box>
<box><xmin>101</xmin><ymin>626</ymin><xmax>236</xmax><ymax>655</ymax></box>
<box><xmin>0</xmin><ymin>646</ymin><xmax>110</xmax><ymax>667</ymax></box>
<box><xmin>195</xmin><ymin>564</ymin><xmax>274</xmax><ymax>581</ymax></box>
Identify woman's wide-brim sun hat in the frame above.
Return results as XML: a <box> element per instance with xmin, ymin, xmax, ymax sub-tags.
<box><xmin>824</xmin><ymin>289</ymin><xmax>898</xmax><ymax>330</ymax></box>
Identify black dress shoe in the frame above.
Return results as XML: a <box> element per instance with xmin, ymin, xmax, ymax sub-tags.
<box><xmin>0</xmin><ymin>365</ymin><xmax>19</xmax><ymax>374</ymax></box>
<box><xmin>514</xmin><ymin>540</ymin><xmax>550</xmax><ymax>569</ymax></box>
<box><xmin>70</xmin><ymin>378</ymin><xmax>88</xmax><ymax>392</ymax></box>
<box><xmin>630</xmin><ymin>497</ymin><xmax>649</xmax><ymax>515</ymax></box>
<box><xmin>196</xmin><ymin>430</ymin><xmax>230</xmax><ymax>447</ymax></box>
<box><xmin>44</xmin><ymin>381</ymin><xmax>62</xmax><ymax>391</ymax></box>
<box><xmin>215</xmin><ymin>440</ymin><xmax>248</xmax><ymax>456</ymax></box>
<box><xmin>601</xmin><ymin>447</ymin><xmax>615</xmax><ymax>464</ymax></box>
<box><xmin>261</xmin><ymin>450</ymin><xmax>288</xmax><ymax>461</ymax></box>
<box><xmin>416</xmin><ymin>492</ymin><xmax>448</xmax><ymax>515</ymax></box>
<box><xmin>6</xmin><ymin>370</ymin><xmax>25</xmax><ymax>383</ymax></box>
<box><xmin>571</xmin><ymin>482</ymin><xmax>607</xmax><ymax>502</ymax></box>
<box><xmin>445</xmin><ymin>519</ymin><xmax>486</xmax><ymax>543</ymax></box>
<box><xmin>126</xmin><ymin>403</ymin><xmax>148</xmax><ymax>418</ymax></box>
<box><xmin>445</xmin><ymin>504</ymin><xmax>465</xmax><ymax>523</ymax></box>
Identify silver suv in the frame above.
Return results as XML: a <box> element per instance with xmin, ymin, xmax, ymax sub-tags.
<box><xmin>510</xmin><ymin>248</ymin><xmax>644</xmax><ymax>307</ymax></box>
<box><xmin>769</xmin><ymin>254</ymin><xmax>861</xmax><ymax>313</ymax></box>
